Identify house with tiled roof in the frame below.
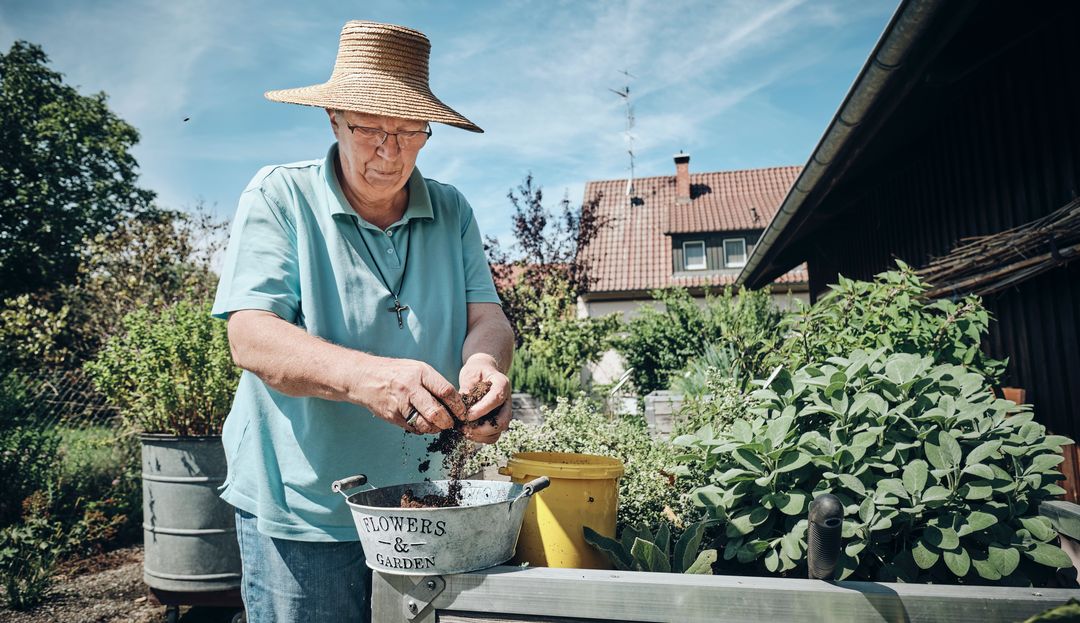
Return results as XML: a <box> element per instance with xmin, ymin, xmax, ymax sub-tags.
<box><xmin>577</xmin><ymin>154</ymin><xmax>808</xmax><ymax>321</ymax></box>
<box><xmin>576</xmin><ymin>153</ymin><xmax>809</xmax><ymax>384</ymax></box>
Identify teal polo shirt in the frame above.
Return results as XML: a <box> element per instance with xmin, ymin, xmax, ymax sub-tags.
<box><xmin>211</xmin><ymin>143</ymin><xmax>500</xmax><ymax>541</ymax></box>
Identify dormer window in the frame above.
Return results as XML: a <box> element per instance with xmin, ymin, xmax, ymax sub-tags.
<box><xmin>724</xmin><ymin>238</ymin><xmax>747</xmax><ymax>268</ymax></box>
<box><xmin>683</xmin><ymin>240</ymin><xmax>706</xmax><ymax>270</ymax></box>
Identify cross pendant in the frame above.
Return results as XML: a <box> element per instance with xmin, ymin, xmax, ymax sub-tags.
<box><xmin>388</xmin><ymin>298</ymin><xmax>409</xmax><ymax>329</ymax></box>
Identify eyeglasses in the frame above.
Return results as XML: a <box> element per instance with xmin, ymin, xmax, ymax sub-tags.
<box><xmin>340</xmin><ymin>118</ymin><xmax>432</xmax><ymax>150</ymax></box>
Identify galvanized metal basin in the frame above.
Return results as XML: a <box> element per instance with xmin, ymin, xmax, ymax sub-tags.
<box><xmin>332</xmin><ymin>475</ymin><xmax>549</xmax><ymax>576</ymax></box>
<box><xmin>141</xmin><ymin>435</ymin><xmax>241</xmax><ymax>592</ymax></box>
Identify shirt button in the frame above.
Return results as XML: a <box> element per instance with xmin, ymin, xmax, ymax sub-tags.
<box><xmin>387</xmin><ymin>248</ymin><xmax>395</xmax><ymax>254</ymax></box>
<box><xmin>387</xmin><ymin>230</ymin><xmax>393</xmax><ymax>237</ymax></box>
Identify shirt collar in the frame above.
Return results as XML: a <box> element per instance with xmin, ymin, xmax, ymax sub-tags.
<box><xmin>322</xmin><ymin>143</ymin><xmax>434</xmax><ymax>227</ymax></box>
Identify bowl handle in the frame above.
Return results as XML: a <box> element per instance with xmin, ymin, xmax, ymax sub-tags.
<box><xmin>331</xmin><ymin>474</ymin><xmax>369</xmax><ymax>498</ymax></box>
<box><xmin>522</xmin><ymin>476</ymin><xmax>551</xmax><ymax>497</ymax></box>
<box><xmin>509</xmin><ymin>476</ymin><xmax>550</xmax><ymax>513</ymax></box>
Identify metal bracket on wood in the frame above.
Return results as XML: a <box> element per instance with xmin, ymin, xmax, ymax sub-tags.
<box><xmin>403</xmin><ymin>575</ymin><xmax>445</xmax><ymax>620</ymax></box>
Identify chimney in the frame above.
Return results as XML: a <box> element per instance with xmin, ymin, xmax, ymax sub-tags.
<box><xmin>674</xmin><ymin>152</ymin><xmax>691</xmax><ymax>204</ymax></box>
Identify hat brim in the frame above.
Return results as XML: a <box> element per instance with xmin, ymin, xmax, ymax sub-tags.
<box><xmin>265</xmin><ymin>75</ymin><xmax>483</xmax><ymax>133</ymax></box>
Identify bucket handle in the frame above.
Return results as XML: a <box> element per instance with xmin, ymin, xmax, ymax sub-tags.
<box><xmin>331</xmin><ymin>474</ymin><xmax>369</xmax><ymax>498</ymax></box>
<box><xmin>509</xmin><ymin>476</ymin><xmax>550</xmax><ymax>514</ymax></box>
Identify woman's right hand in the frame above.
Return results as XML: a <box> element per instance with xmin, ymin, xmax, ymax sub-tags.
<box><xmin>353</xmin><ymin>355</ymin><xmax>464</xmax><ymax>435</ymax></box>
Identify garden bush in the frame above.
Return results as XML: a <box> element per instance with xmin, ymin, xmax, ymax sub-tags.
<box><xmin>469</xmin><ymin>397</ymin><xmax>697</xmax><ymax>530</ymax></box>
<box><xmin>673</xmin><ymin>349</ymin><xmax>1073</xmax><ymax>585</ymax></box>
<box><xmin>618</xmin><ymin>286</ymin><xmax>783</xmax><ymax>396</ymax></box>
<box><xmin>0</xmin><ymin>424</ymin><xmax>61</xmax><ymax>528</ymax></box>
<box><xmin>508</xmin><ymin>344</ymin><xmax>583</xmax><ymax>405</ymax></box>
<box><xmin>0</xmin><ymin>516</ymin><xmax>64</xmax><ymax>609</ymax></box>
<box><xmin>776</xmin><ymin>262</ymin><xmax>1005</xmax><ymax>380</ymax></box>
<box><xmin>671</xmin><ymin>370</ymin><xmax>751</xmax><ymax>438</ymax></box>
<box><xmin>85</xmin><ymin>299</ymin><xmax>238</xmax><ymax>435</ymax></box>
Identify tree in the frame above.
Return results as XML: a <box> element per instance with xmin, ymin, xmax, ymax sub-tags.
<box><xmin>484</xmin><ymin>174</ymin><xmax>608</xmax><ymax>344</ymax></box>
<box><xmin>0</xmin><ymin>206</ymin><xmax>228</xmax><ymax>372</ymax></box>
<box><xmin>0</xmin><ymin>41</ymin><xmax>155</xmax><ymax>299</ymax></box>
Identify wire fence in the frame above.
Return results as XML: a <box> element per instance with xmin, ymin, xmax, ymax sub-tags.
<box><xmin>1</xmin><ymin>367</ymin><xmax>118</xmax><ymax>430</ymax></box>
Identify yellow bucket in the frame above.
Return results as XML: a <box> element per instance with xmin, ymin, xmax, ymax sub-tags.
<box><xmin>499</xmin><ymin>452</ymin><xmax>624</xmax><ymax>569</ymax></box>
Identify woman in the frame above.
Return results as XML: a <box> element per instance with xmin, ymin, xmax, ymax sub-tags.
<box><xmin>211</xmin><ymin>21</ymin><xmax>513</xmax><ymax>622</ymax></box>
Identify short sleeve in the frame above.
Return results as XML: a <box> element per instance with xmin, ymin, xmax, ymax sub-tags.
<box><xmin>459</xmin><ymin>201</ymin><xmax>501</xmax><ymax>305</ymax></box>
<box><xmin>211</xmin><ymin>187</ymin><xmax>301</xmax><ymax>322</ymax></box>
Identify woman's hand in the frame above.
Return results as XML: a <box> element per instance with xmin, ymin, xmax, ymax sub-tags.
<box><xmin>355</xmin><ymin>355</ymin><xmax>464</xmax><ymax>435</ymax></box>
<box><xmin>458</xmin><ymin>354</ymin><xmax>511</xmax><ymax>444</ymax></box>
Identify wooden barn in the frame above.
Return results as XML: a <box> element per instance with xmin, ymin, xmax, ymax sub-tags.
<box><xmin>738</xmin><ymin>0</ymin><xmax>1080</xmax><ymax>500</ymax></box>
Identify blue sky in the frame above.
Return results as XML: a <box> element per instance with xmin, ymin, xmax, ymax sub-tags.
<box><xmin>1</xmin><ymin>0</ymin><xmax>896</xmax><ymax>246</ymax></box>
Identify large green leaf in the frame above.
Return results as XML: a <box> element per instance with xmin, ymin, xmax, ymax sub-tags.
<box><xmin>1042</xmin><ymin>435</ymin><xmax>1074</xmax><ymax>449</ymax></box>
<box><xmin>781</xmin><ymin>532</ymin><xmax>802</xmax><ymax>560</ymax></box>
<box><xmin>903</xmin><ymin>460</ymin><xmax>929</xmax><ymax>494</ymax></box>
<box><xmin>971</xmin><ymin>556</ymin><xmax>1002</xmax><ymax>581</ymax></box>
<box><xmin>925</xmin><ymin>526</ymin><xmax>959</xmax><ymax>550</ymax></box>
<box><xmin>912</xmin><ymin>540</ymin><xmax>939</xmax><ymax>569</ymax></box>
<box><xmin>1019</xmin><ymin>516</ymin><xmax>1056</xmax><ymax>542</ymax></box>
<box><xmin>727</xmin><ymin>510</ymin><xmax>756</xmax><ymax>536</ymax></box>
<box><xmin>957</xmin><ymin>511</ymin><xmax>997</xmax><ymax>536</ymax></box>
<box><xmin>776</xmin><ymin>451</ymin><xmax>812</xmax><ymax>473</ymax></box>
<box><xmin>764</xmin><ymin>547</ymin><xmax>781</xmax><ymax>572</ymax></box>
<box><xmin>924</xmin><ymin>438</ymin><xmax>948</xmax><ymax>471</ymax></box>
<box><xmin>582</xmin><ymin>526</ymin><xmax>633</xmax><ymax>571</ymax></box>
<box><xmin>732</xmin><ymin>448</ymin><xmax>767</xmax><ymax>474</ymax></box>
<box><xmin>630</xmin><ymin>537</ymin><xmax>671</xmax><ymax>573</ymax></box>
<box><xmin>1029</xmin><ymin>453</ymin><xmax>1065</xmax><ymax>473</ymax></box>
<box><xmin>654</xmin><ymin>522</ymin><xmax>671</xmax><ymax>558</ymax></box>
<box><xmin>961</xmin><ymin>463</ymin><xmax>996</xmax><ymax>480</ymax></box>
<box><xmin>939</xmin><ymin>431</ymin><xmax>963</xmax><ymax>467</ymax></box>
<box><xmin>875</xmin><ymin>478</ymin><xmax>909</xmax><ymax>500</ymax></box>
<box><xmin>885</xmin><ymin>355</ymin><xmax>921</xmax><ymax>385</ymax></box>
<box><xmin>965</xmin><ymin>440</ymin><xmax>1001</xmax><ymax>466</ymax></box>
<box><xmin>961</xmin><ymin>481</ymin><xmax>994</xmax><ymax>500</ymax></box>
<box><xmin>766</xmin><ymin>415</ymin><xmax>794</xmax><ymax>447</ymax></box>
<box><xmin>673</xmin><ymin>522</ymin><xmax>705</xmax><ymax>573</ymax></box>
<box><xmin>988</xmin><ymin>545</ymin><xmax>1020</xmax><ymax>576</ymax></box>
<box><xmin>839</xmin><ymin>473</ymin><xmax>867</xmax><ymax>496</ymax></box>
<box><xmin>777</xmin><ymin>491</ymin><xmax>810</xmax><ymax>516</ymax></box>
<box><xmin>685</xmin><ymin>549</ymin><xmax>717</xmax><ymax>574</ymax></box>
<box><xmin>921</xmin><ymin>486</ymin><xmax>950</xmax><ymax>503</ymax></box>
<box><xmin>1025</xmin><ymin>543</ymin><xmax>1073</xmax><ymax>569</ymax></box>
<box><xmin>943</xmin><ymin>548</ymin><xmax>971</xmax><ymax>577</ymax></box>
<box><xmin>736</xmin><ymin>539</ymin><xmax>770</xmax><ymax>564</ymax></box>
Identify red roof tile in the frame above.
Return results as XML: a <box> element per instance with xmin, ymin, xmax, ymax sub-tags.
<box><xmin>579</xmin><ymin>165</ymin><xmax>807</xmax><ymax>294</ymax></box>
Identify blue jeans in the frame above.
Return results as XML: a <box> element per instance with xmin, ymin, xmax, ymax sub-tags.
<box><xmin>235</xmin><ymin>509</ymin><xmax>369</xmax><ymax>623</ymax></box>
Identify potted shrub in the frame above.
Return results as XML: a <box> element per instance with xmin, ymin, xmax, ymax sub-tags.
<box><xmin>86</xmin><ymin>299</ymin><xmax>241</xmax><ymax>595</ymax></box>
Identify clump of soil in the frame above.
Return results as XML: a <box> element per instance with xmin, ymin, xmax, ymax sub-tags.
<box><xmin>402</xmin><ymin>380</ymin><xmax>498</xmax><ymax>508</ymax></box>
<box><xmin>399</xmin><ymin>487</ymin><xmax>456</xmax><ymax>508</ymax></box>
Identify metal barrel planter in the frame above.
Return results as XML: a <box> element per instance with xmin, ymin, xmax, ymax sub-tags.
<box><xmin>141</xmin><ymin>434</ymin><xmax>241</xmax><ymax>592</ymax></box>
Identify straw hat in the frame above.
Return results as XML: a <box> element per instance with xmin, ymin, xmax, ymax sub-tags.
<box><xmin>265</xmin><ymin>21</ymin><xmax>482</xmax><ymax>133</ymax></box>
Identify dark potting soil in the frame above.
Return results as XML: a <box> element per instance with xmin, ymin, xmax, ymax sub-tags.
<box><xmin>403</xmin><ymin>380</ymin><xmax>497</xmax><ymax>508</ymax></box>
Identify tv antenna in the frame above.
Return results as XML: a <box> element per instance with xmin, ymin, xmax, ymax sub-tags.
<box><xmin>609</xmin><ymin>70</ymin><xmax>637</xmax><ymax>197</ymax></box>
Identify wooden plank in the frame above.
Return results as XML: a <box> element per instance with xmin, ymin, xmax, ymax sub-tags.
<box><xmin>411</xmin><ymin>566</ymin><xmax>1080</xmax><ymax>623</ymax></box>
<box><xmin>439</xmin><ymin>613</ymin><xmax>610</xmax><ymax>623</ymax></box>
<box><xmin>1041</xmin><ymin>500</ymin><xmax>1080</xmax><ymax>541</ymax></box>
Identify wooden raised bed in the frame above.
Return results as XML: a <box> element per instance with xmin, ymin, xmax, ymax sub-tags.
<box><xmin>372</xmin><ymin>566</ymin><xmax>1077</xmax><ymax>622</ymax></box>
<box><xmin>371</xmin><ymin>501</ymin><xmax>1080</xmax><ymax>623</ymax></box>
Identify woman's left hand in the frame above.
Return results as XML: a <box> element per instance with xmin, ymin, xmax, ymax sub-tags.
<box><xmin>458</xmin><ymin>354</ymin><xmax>511</xmax><ymax>444</ymax></box>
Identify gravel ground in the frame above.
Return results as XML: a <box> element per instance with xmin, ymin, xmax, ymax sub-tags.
<box><xmin>0</xmin><ymin>547</ymin><xmax>243</xmax><ymax>623</ymax></box>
